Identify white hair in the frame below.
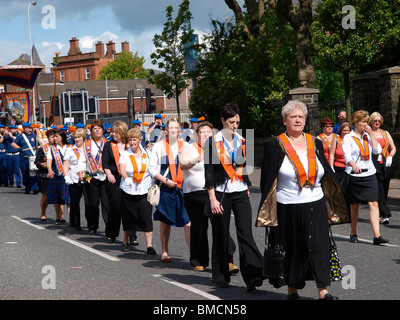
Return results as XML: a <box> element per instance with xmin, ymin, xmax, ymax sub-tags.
<box><xmin>281</xmin><ymin>100</ymin><xmax>308</xmax><ymax>119</ymax></box>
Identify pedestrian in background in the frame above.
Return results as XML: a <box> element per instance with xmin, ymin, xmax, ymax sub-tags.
<box><xmin>329</xmin><ymin>122</ymin><xmax>351</xmax><ymax>183</ymax></box>
<box><xmin>3</xmin><ymin>125</ymin><xmax>22</xmax><ymax>188</ymax></box>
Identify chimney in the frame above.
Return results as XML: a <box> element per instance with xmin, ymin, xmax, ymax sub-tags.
<box><xmin>95</xmin><ymin>41</ymin><xmax>104</xmax><ymax>57</ymax></box>
<box><xmin>105</xmin><ymin>41</ymin><xmax>116</xmax><ymax>58</ymax></box>
<box><xmin>68</xmin><ymin>37</ymin><xmax>80</xmax><ymax>56</ymax></box>
<box><xmin>121</xmin><ymin>41</ymin><xmax>130</xmax><ymax>53</ymax></box>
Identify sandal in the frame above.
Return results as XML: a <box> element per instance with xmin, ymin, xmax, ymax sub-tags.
<box><xmin>55</xmin><ymin>219</ymin><xmax>61</xmax><ymax>225</ymax></box>
<box><xmin>161</xmin><ymin>253</ymin><xmax>171</xmax><ymax>263</ymax></box>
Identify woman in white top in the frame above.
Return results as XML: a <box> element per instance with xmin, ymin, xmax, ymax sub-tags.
<box><xmin>119</xmin><ymin>128</ymin><xmax>156</xmax><ymax>254</ymax></box>
<box><xmin>342</xmin><ymin>110</ymin><xmax>388</xmax><ymax>245</ymax></box>
<box><xmin>148</xmin><ymin>117</ymin><xmax>191</xmax><ymax>263</ymax></box>
<box><xmin>46</xmin><ymin>130</ymin><xmax>70</xmax><ymax>225</ymax></box>
<box><xmin>63</xmin><ymin>128</ymin><xmax>86</xmax><ymax>230</ymax></box>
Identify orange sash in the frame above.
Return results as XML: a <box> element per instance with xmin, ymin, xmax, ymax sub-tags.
<box><xmin>165</xmin><ymin>138</ymin><xmax>184</xmax><ymax>189</ymax></box>
<box><xmin>352</xmin><ymin>134</ymin><xmax>370</xmax><ymax>160</ymax></box>
<box><xmin>129</xmin><ymin>151</ymin><xmax>147</xmax><ymax>184</ymax></box>
<box><xmin>51</xmin><ymin>145</ymin><xmax>64</xmax><ymax>176</ymax></box>
<box><xmin>278</xmin><ymin>133</ymin><xmax>317</xmax><ymax>190</ymax></box>
<box><xmin>215</xmin><ymin>135</ymin><xmax>246</xmax><ymax>183</ymax></box>
<box><xmin>111</xmin><ymin>142</ymin><xmax>123</xmax><ymax>175</ymax></box>
<box><xmin>380</xmin><ymin>129</ymin><xmax>390</xmax><ymax>159</ymax></box>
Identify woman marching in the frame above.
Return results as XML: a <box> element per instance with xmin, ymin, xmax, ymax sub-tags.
<box><xmin>368</xmin><ymin>112</ymin><xmax>396</xmax><ymax>225</ymax></box>
<box><xmin>204</xmin><ymin>103</ymin><xmax>263</xmax><ymax>291</ymax></box>
<box><xmin>46</xmin><ymin>130</ymin><xmax>70</xmax><ymax>225</ymax></box>
<box><xmin>343</xmin><ymin>110</ymin><xmax>388</xmax><ymax>245</ymax></box>
<box><xmin>148</xmin><ymin>117</ymin><xmax>191</xmax><ymax>263</ymax></box>
<box><xmin>329</xmin><ymin>122</ymin><xmax>351</xmax><ymax>183</ymax></box>
<box><xmin>63</xmin><ymin>127</ymin><xmax>86</xmax><ymax>230</ymax></box>
<box><xmin>257</xmin><ymin>100</ymin><xmax>349</xmax><ymax>300</ymax></box>
<box><xmin>102</xmin><ymin>120</ymin><xmax>129</xmax><ymax>243</ymax></box>
<box><xmin>317</xmin><ymin>118</ymin><xmax>337</xmax><ymax>161</ymax></box>
<box><xmin>119</xmin><ymin>128</ymin><xmax>156</xmax><ymax>254</ymax></box>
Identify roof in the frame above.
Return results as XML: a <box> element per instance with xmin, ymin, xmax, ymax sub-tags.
<box><xmin>38</xmin><ymin>77</ymin><xmax>164</xmax><ymax>101</ymax></box>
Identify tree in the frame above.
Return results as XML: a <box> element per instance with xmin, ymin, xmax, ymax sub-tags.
<box><xmin>312</xmin><ymin>0</ymin><xmax>400</xmax><ymax>120</ymax></box>
<box><xmin>97</xmin><ymin>50</ymin><xmax>148</xmax><ymax>80</ymax></box>
<box><xmin>225</xmin><ymin>0</ymin><xmax>316</xmax><ymax>88</ymax></box>
<box><xmin>148</xmin><ymin>0</ymin><xmax>193</xmax><ymax>123</ymax></box>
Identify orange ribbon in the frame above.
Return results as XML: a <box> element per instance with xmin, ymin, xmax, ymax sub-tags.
<box><xmin>352</xmin><ymin>135</ymin><xmax>370</xmax><ymax>161</ymax></box>
<box><xmin>129</xmin><ymin>152</ymin><xmax>147</xmax><ymax>184</ymax></box>
<box><xmin>165</xmin><ymin>138</ymin><xmax>184</xmax><ymax>189</ymax></box>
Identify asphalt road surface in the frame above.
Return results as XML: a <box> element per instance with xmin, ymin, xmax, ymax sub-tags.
<box><xmin>1</xmin><ymin>173</ymin><xmax>399</xmax><ymax>307</ymax></box>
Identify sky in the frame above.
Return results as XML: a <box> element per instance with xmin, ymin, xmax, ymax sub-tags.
<box><xmin>0</xmin><ymin>0</ymin><xmax>244</xmax><ymax>71</ymax></box>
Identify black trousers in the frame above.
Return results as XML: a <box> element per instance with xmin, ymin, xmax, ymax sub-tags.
<box><xmin>69</xmin><ymin>182</ymin><xmax>84</xmax><ymax>227</ymax></box>
<box><xmin>83</xmin><ymin>178</ymin><xmax>109</xmax><ymax>232</ymax></box>
<box><xmin>185</xmin><ymin>190</ymin><xmax>236</xmax><ymax>268</ymax></box>
<box><xmin>105</xmin><ymin>177</ymin><xmax>122</xmax><ymax>238</ymax></box>
<box><xmin>210</xmin><ymin>190</ymin><xmax>263</xmax><ymax>285</ymax></box>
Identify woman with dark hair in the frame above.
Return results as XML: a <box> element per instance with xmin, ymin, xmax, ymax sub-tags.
<box><xmin>46</xmin><ymin>130</ymin><xmax>70</xmax><ymax>225</ymax></box>
<box><xmin>80</xmin><ymin>119</ymin><xmax>109</xmax><ymax>235</ymax></box>
<box><xmin>329</xmin><ymin>122</ymin><xmax>351</xmax><ymax>183</ymax></box>
<box><xmin>317</xmin><ymin>118</ymin><xmax>336</xmax><ymax>161</ymax></box>
<box><xmin>204</xmin><ymin>102</ymin><xmax>263</xmax><ymax>291</ymax></box>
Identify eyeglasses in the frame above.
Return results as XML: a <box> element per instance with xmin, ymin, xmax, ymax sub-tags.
<box><xmin>372</xmin><ymin>120</ymin><xmax>381</xmax><ymax>123</ymax></box>
<box><xmin>324</xmin><ymin>125</ymin><xmax>333</xmax><ymax>128</ymax></box>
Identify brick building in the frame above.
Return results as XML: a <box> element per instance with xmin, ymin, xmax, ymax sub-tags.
<box><xmin>52</xmin><ymin>37</ymin><xmax>130</xmax><ymax>82</ymax></box>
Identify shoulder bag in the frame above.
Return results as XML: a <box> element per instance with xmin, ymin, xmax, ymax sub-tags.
<box><xmin>147</xmin><ymin>167</ymin><xmax>169</xmax><ymax>206</ymax></box>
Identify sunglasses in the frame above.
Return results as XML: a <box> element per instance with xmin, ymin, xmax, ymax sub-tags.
<box><xmin>372</xmin><ymin>120</ymin><xmax>381</xmax><ymax>123</ymax></box>
<box><xmin>324</xmin><ymin>125</ymin><xmax>333</xmax><ymax>128</ymax></box>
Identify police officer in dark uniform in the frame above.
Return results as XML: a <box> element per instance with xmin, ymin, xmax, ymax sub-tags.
<box><xmin>12</xmin><ymin>122</ymin><xmax>39</xmax><ymax>194</ymax></box>
<box><xmin>0</xmin><ymin>124</ymin><xmax>8</xmax><ymax>186</ymax></box>
<box><xmin>3</xmin><ymin>125</ymin><xmax>22</xmax><ymax>188</ymax></box>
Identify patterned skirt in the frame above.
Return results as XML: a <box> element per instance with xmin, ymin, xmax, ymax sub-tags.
<box><xmin>48</xmin><ymin>175</ymin><xmax>70</xmax><ymax>205</ymax></box>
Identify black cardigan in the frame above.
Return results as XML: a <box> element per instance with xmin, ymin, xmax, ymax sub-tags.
<box><xmin>204</xmin><ymin>134</ymin><xmax>251</xmax><ymax>189</ymax></box>
<box><xmin>102</xmin><ymin>140</ymin><xmax>127</xmax><ymax>178</ymax></box>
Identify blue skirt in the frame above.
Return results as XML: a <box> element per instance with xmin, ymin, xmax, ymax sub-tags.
<box><xmin>153</xmin><ymin>184</ymin><xmax>190</xmax><ymax>227</ymax></box>
<box><xmin>48</xmin><ymin>175</ymin><xmax>70</xmax><ymax>205</ymax></box>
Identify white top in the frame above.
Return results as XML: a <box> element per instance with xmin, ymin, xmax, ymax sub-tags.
<box><xmin>276</xmin><ymin>151</ymin><xmax>325</xmax><ymax>204</ymax></box>
<box><xmin>80</xmin><ymin>139</ymin><xmax>106</xmax><ymax>181</ymax></box>
<box><xmin>119</xmin><ymin>146</ymin><xmax>153</xmax><ymax>195</ymax></box>
<box><xmin>46</xmin><ymin>144</ymin><xmax>69</xmax><ymax>160</ymax></box>
<box><xmin>63</xmin><ymin>146</ymin><xmax>85</xmax><ymax>183</ymax></box>
<box><xmin>214</xmin><ymin>131</ymin><xmax>248</xmax><ymax>193</ymax></box>
<box><xmin>182</xmin><ymin>144</ymin><xmax>205</xmax><ymax>193</ymax></box>
<box><xmin>342</xmin><ymin>130</ymin><xmax>381</xmax><ymax>177</ymax></box>
<box><xmin>148</xmin><ymin>139</ymin><xmax>191</xmax><ymax>180</ymax></box>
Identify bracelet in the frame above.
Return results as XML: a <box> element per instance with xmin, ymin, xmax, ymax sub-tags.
<box><xmin>165</xmin><ymin>178</ymin><xmax>169</xmax><ymax>183</ymax></box>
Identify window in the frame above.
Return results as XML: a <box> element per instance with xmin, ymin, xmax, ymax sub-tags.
<box><xmin>85</xmin><ymin>67</ymin><xmax>90</xmax><ymax>80</ymax></box>
<box><xmin>60</xmin><ymin>70</ymin><xmax>65</xmax><ymax>82</ymax></box>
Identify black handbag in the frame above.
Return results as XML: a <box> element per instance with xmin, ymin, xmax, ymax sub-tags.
<box><xmin>263</xmin><ymin>227</ymin><xmax>286</xmax><ymax>288</ymax></box>
<box><xmin>329</xmin><ymin>226</ymin><xmax>343</xmax><ymax>282</ymax></box>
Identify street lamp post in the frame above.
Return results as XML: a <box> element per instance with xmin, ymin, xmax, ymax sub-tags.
<box><xmin>28</xmin><ymin>1</ymin><xmax>37</xmax><ymax>123</ymax></box>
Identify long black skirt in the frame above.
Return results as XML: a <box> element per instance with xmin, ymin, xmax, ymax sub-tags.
<box><xmin>273</xmin><ymin>197</ymin><xmax>330</xmax><ymax>289</ymax></box>
<box><xmin>121</xmin><ymin>191</ymin><xmax>153</xmax><ymax>232</ymax></box>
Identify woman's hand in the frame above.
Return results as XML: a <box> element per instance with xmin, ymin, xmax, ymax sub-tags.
<box><xmin>210</xmin><ymin>197</ymin><xmax>224</xmax><ymax>215</ymax></box>
<box><xmin>351</xmin><ymin>164</ymin><xmax>362</xmax><ymax>174</ymax></box>
<box><xmin>165</xmin><ymin>178</ymin><xmax>177</xmax><ymax>189</ymax></box>
<box><xmin>107</xmin><ymin>172</ymin><xmax>116</xmax><ymax>184</ymax></box>
<box><xmin>48</xmin><ymin>169</ymin><xmax>55</xmax><ymax>179</ymax></box>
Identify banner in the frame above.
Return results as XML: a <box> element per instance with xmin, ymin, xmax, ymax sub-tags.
<box><xmin>0</xmin><ymin>91</ymin><xmax>31</xmax><ymax>123</ymax></box>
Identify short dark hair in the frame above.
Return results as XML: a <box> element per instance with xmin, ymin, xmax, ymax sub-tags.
<box><xmin>195</xmin><ymin>121</ymin><xmax>214</xmax><ymax>134</ymax></box>
<box><xmin>55</xmin><ymin>130</ymin><xmax>68</xmax><ymax>145</ymax></box>
<box><xmin>221</xmin><ymin>103</ymin><xmax>240</xmax><ymax>120</ymax></box>
<box><xmin>90</xmin><ymin>119</ymin><xmax>104</xmax><ymax>132</ymax></box>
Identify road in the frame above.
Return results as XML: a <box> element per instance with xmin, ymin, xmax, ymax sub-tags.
<box><xmin>1</xmin><ymin>169</ymin><xmax>399</xmax><ymax>307</ymax></box>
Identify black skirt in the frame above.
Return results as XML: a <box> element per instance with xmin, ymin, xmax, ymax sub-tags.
<box><xmin>273</xmin><ymin>197</ymin><xmax>330</xmax><ymax>289</ymax></box>
<box><xmin>121</xmin><ymin>191</ymin><xmax>153</xmax><ymax>232</ymax></box>
<box><xmin>348</xmin><ymin>174</ymin><xmax>378</xmax><ymax>204</ymax></box>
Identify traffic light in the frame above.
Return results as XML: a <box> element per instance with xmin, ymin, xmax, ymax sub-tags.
<box><xmin>35</xmin><ymin>104</ymin><xmax>41</xmax><ymax>122</ymax></box>
<box><xmin>145</xmin><ymin>88</ymin><xmax>155</xmax><ymax>113</ymax></box>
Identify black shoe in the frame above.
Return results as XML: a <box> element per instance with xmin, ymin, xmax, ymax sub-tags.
<box><xmin>74</xmin><ymin>226</ymin><xmax>82</xmax><ymax>231</ymax></box>
<box><xmin>33</xmin><ymin>189</ymin><xmax>39</xmax><ymax>195</ymax></box>
<box><xmin>122</xmin><ymin>243</ymin><xmax>130</xmax><ymax>252</ymax></box>
<box><xmin>350</xmin><ymin>234</ymin><xmax>358</xmax><ymax>243</ymax></box>
<box><xmin>319</xmin><ymin>293</ymin><xmax>339</xmax><ymax>300</ymax></box>
<box><xmin>130</xmin><ymin>240</ymin><xmax>139</xmax><ymax>246</ymax></box>
<box><xmin>16</xmin><ymin>185</ymin><xmax>21</xmax><ymax>188</ymax></box>
<box><xmin>373</xmin><ymin>236</ymin><xmax>388</xmax><ymax>245</ymax></box>
<box><xmin>107</xmin><ymin>237</ymin><xmax>115</xmax><ymax>243</ymax></box>
<box><xmin>246</xmin><ymin>277</ymin><xmax>263</xmax><ymax>292</ymax></box>
<box><xmin>147</xmin><ymin>246</ymin><xmax>157</xmax><ymax>255</ymax></box>
<box><xmin>89</xmin><ymin>229</ymin><xmax>96</xmax><ymax>235</ymax></box>
<box><xmin>288</xmin><ymin>293</ymin><xmax>300</xmax><ymax>300</ymax></box>
<box><xmin>24</xmin><ymin>190</ymin><xmax>30</xmax><ymax>194</ymax></box>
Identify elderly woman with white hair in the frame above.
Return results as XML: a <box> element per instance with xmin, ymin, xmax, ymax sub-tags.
<box><xmin>257</xmin><ymin>100</ymin><xmax>350</xmax><ymax>300</ymax></box>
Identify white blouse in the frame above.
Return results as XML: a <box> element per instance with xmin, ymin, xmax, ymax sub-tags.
<box><xmin>276</xmin><ymin>151</ymin><xmax>325</xmax><ymax>204</ymax></box>
<box><xmin>182</xmin><ymin>144</ymin><xmax>205</xmax><ymax>194</ymax></box>
<box><xmin>63</xmin><ymin>146</ymin><xmax>84</xmax><ymax>183</ymax></box>
<box><xmin>119</xmin><ymin>146</ymin><xmax>153</xmax><ymax>195</ymax></box>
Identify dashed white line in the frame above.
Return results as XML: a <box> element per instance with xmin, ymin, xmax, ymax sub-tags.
<box><xmin>153</xmin><ymin>274</ymin><xmax>221</xmax><ymax>300</ymax></box>
<box><xmin>11</xmin><ymin>215</ymin><xmax>45</xmax><ymax>230</ymax></box>
<box><xmin>58</xmin><ymin>236</ymin><xmax>120</xmax><ymax>261</ymax></box>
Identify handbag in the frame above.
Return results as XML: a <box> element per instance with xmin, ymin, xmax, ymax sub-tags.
<box><xmin>263</xmin><ymin>227</ymin><xmax>286</xmax><ymax>288</ymax></box>
<box><xmin>147</xmin><ymin>167</ymin><xmax>169</xmax><ymax>206</ymax></box>
<box><xmin>329</xmin><ymin>226</ymin><xmax>343</xmax><ymax>282</ymax></box>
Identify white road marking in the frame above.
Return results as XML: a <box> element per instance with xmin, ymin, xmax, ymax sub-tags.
<box><xmin>11</xmin><ymin>215</ymin><xmax>45</xmax><ymax>230</ymax></box>
<box><xmin>153</xmin><ymin>274</ymin><xmax>221</xmax><ymax>300</ymax></box>
<box><xmin>58</xmin><ymin>236</ymin><xmax>120</xmax><ymax>262</ymax></box>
